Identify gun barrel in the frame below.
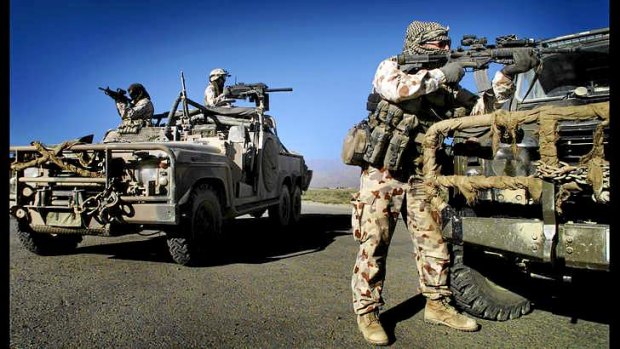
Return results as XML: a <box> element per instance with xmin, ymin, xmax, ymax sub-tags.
<box><xmin>265</xmin><ymin>88</ymin><xmax>293</xmax><ymax>92</ymax></box>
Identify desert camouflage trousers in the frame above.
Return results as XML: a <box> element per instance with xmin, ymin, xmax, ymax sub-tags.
<box><xmin>351</xmin><ymin>166</ymin><xmax>451</xmax><ymax>315</ymax></box>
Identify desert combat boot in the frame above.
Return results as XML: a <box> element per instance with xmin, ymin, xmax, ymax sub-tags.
<box><xmin>357</xmin><ymin>311</ymin><xmax>389</xmax><ymax>346</ymax></box>
<box><xmin>424</xmin><ymin>297</ymin><xmax>479</xmax><ymax>331</ymax></box>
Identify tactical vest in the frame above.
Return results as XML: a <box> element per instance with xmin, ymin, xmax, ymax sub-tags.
<box><xmin>341</xmin><ymin>85</ymin><xmax>477</xmax><ymax>172</ymax></box>
<box><xmin>363</xmin><ymin>86</ymin><xmax>476</xmax><ymax>172</ymax></box>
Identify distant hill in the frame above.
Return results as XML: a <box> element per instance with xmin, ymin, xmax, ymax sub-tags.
<box><xmin>305</xmin><ymin>158</ymin><xmax>360</xmax><ymax>189</ymax></box>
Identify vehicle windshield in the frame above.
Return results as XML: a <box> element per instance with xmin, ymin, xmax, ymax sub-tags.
<box><xmin>516</xmin><ymin>50</ymin><xmax>609</xmax><ymax>101</ymax></box>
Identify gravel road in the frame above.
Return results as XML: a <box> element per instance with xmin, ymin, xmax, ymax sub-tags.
<box><xmin>9</xmin><ymin>202</ymin><xmax>610</xmax><ymax>348</ymax></box>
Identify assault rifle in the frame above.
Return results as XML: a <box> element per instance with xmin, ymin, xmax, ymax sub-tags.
<box><xmin>99</xmin><ymin>86</ymin><xmax>130</xmax><ymax>103</ymax></box>
<box><xmin>224</xmin><ymin>82</ymin><xmax>292</xmax><ymax>111</ymax></box>
<box><xmin>397</xmin><ymin>34</ymin><xmax>577</xmax><ymax>92</ymax></box>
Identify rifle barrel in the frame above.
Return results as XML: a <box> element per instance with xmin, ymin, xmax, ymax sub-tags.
<box><xmin>265</xmin><ymin>88</ymin><xmax>293</xmax><ymax>92</ymax></box>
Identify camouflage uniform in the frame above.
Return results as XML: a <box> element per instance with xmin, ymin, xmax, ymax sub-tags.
<box><xmin>204</xmin><ymin>68</ymin><xmax>231</xmax><ymax>107</ymax></box>
<box><xmin>104</xmin><ymin>84</ymin><xmax>154</xmax><ymax>142</ymax></box>
<box><xmin>116</xmin><ymin>98</ymin><xmax>154</xmax><ymax>126</ymax></box>
<box><xmin>351</xmin><ymin>26</ymin><xmax>515</xmax><ymax>316</ymax></box>
<box><xmin>204</xmin><ymin>83</ymin><xmax>226</xmax><ymax>107</ymax></box>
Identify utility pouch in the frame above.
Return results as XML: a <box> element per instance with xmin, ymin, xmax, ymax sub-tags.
<box><xmin>366</xmin><ymin>93</ymin><xmax>382</xmax><ymax>112</ymax></box>
<box><xmin>384</xmin><ymin>115</ymin><xmax>418</xmax><ymax>171</ymax></box>
<box><xmin>341</xmin><ymin>120</ymin><xmax>371</xmax><ymax>166</ymax></box>
<box><xmin>363</xmin><ymin>124</ymin><xmax>390</xmax><ymax>167</ymax></box>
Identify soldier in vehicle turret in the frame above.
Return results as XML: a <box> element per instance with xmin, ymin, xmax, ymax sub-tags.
<box><xmin>205</xmin><ymin>68</ymin><xmax>231</xmax><ymax>107</ymax></box>
<box><xmin>102</xmin><ymin>83</ymin><xmax>154</xmax><ymax>142</ymax></box>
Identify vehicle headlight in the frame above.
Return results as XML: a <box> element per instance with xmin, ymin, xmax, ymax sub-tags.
<box><xmin>23</xmin><ymin>167</ymin><xmax>39</xmax><ymax>177</ymax></box>
<box><xmin>137</xmin><ymin>166</ymin><xmax>159</xmax><ymax>185</ymax></box>
<box><xmin>466</xmin><ymin>168</ymin><xmax>481</xmax><ymax>176</ymax></box>
<box><xmin>9</xmin><ymin>177</ymin><xmax>17</xmax><ymax>195</ymax></box>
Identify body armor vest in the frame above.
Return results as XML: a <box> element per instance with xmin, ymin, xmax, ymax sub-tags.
<box><xmin>362</xmin><ymin>85</ymin><xmax>475</xmax><ymax>176</ymax></box>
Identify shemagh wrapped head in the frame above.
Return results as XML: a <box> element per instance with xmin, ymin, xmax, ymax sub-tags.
<box><xmin>403</xmin><ymin>20</ymin><xmax>451</xmax><ymax>54</ymax></box>
<box><xmin>128</xmin><ymin>83</ymin><xmax>150</xmax><ymax>101</ymax></box>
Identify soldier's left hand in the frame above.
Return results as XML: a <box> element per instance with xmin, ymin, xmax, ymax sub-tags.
<box><xmin>439</xmin><ymin>62</ymin><xmax>465</xmax><ymax>84</ymax></box>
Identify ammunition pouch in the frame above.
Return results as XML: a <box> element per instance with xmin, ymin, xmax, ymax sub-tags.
<box><xmin>345</xmin><ymin>97</ymin><xmax>422</xmax><ymax>170</ymax></box>
<box><xmin>118</xmin><ymin>119</ymin><xmax>151</xmax><ymax>134</ymax></box>
<box><xmin>366</xmin><ymin>92</ymin><xmax>382</xmax><ymax>112</ymax></box>
<box><xmin>384</xmin><ymin>115</ymin><xmax>418</xmax><ymax>171</ymax></box>
<box><xmin>363</xmin><ymin>124</ymin><xmax>391</xmax><ymax>167</ymax></box>
<box><xmin>341</xmin><ymin>120</ymin><xmax>371</xmax><ymax>166</ymax></box>
<box><xmin>363</xmin><ymin>100</ymin><xmax>413</xmax><ymax>169</ymax></box>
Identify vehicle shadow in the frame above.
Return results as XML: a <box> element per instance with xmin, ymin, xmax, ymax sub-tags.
<box><xmin>73</xmin><ymin>213</ymin><xmax>352</xmax><ymax>266</ymax></box>
<box><xmin>522</xmin><ymin>271</ymin><xmax>611</xmax><ymax>325</ymax></box>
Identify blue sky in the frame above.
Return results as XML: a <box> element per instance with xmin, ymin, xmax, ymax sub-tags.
<box><xmin>10</xmin><ymin>0</ymin><xmax>609</xmax><ymax>161</ymax></box>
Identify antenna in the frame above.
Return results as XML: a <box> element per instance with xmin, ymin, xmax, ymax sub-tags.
<box><xmin>180</xmin><ymin>71</ymin><xmax>190</xmax><ymax>121</ymax></box>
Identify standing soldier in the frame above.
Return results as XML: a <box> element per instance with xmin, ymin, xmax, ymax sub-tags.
<box><xmin>350</xmin><ymin>20</ymin><xmax>538</xmax><ymax>345</ymax></box>
<box><xmin>204</xmin><ymin>68</ymin><xmax>231</xmax><ymax>107</ymax></box>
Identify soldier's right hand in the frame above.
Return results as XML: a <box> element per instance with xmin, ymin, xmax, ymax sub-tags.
<box><xmin>501</xmin><ymin>49</ymin><xmax>539</xmax><ymax>79</ymax></box>
<box><xmin>439</xmin><ymin>62</ymin><xmax>465</xmax><ymax>84</ymax></box>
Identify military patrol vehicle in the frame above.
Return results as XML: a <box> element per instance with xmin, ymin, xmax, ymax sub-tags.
<box><xmin>9</xmin><ymin>77</ymin><xmax>312</xmax><ymax>266</ymax></box>
<box><xmin>428</xmin><ymin>28</ymin><xmax>610</xmax><ymax>320</ymax></box>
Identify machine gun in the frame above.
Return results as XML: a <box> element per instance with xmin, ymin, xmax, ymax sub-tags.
<box><xmin>396</xmin><ymin>34</ymin><xmax>577</xmax><ymax>92</ymax></box>
<box><xmin>99</xmin><ymin>86</ymin><xmax>130</xmax><ymax>103</ymax></box>
<box><xmin>224</xmin><ymin>83</ymin><xmax>292</xmax><ymax>111</ymax></box>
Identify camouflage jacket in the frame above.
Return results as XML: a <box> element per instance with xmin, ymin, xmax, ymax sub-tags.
<box><xmin>115</xmin><ymin>98</ymin><xmax>154</xmax><ymax>124</ymax></box>
<box><xmin>204</xmin><ymin>84</ymin><xmax>230</xmax><ymax>107</ymax></box>
<box><xmin>370</xmin><ymin>57</ymin><xmax>516</xmax><ymax>180</ymax></box>
<box><xmin>372</xmin><ymin>57</ymin><xmax>515</xmax><ymax>116</ymax></box>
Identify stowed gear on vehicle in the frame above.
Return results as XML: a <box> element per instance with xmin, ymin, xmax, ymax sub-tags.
<box><xmin>420</xmin><ymin>28</ymin><xmax>609</xmax><ymax>321</ymax></box>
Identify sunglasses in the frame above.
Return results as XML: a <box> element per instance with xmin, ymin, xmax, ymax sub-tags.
<box><xmin>424</xmin><ymin>40</ymin><xmax>451</xmax><ymax>49</ymax></box>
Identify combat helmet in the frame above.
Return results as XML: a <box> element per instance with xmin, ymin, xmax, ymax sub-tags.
<box><xmin>209</xmin><ymin>68</ymin><xmax>231</xmax><ymax>82</ymax></box>
<box><xmin>403</xmin><ymin>20</ymin><xmax>451</xmax><ymax>54</ymax></box>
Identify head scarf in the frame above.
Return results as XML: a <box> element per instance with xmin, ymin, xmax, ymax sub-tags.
<box><xmin>403</xmin><ymin>20</ymin><xmax>451</xmax><ymax>54</ymax></box>
<box><xmin>127</xmin><ymin>83</ymin><xmax>150</xmax><ymax>101</ymax></box>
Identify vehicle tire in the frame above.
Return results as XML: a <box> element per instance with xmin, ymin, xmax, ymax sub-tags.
<box><xmin>16</xmin><ymin>221</ymin><xmax>82</xmax><ymax>255</ymax></box>
<box><xmin>289</xmin><ymin>185</ymin><xmax>302</xmax><ymax>225</ymax></box>
<box><xmin>450</xmin><ymin>245</ymin><xmax>532</xmax><ymax>321</ymax></box>
<box><xmin>167</xmin><ymin>184</ymin><xmax>222</xmax><ymax>266</ymax></box>
<box><xmin>268</xmin><ymin>185</ymin><xmax>291</xmax><ymax>227</ymax></box>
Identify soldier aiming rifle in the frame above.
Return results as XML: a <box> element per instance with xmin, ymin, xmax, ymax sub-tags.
<box><xmin>99</xmin><ymin>86</ymin><xmax>130</xmax><ymax>104</ymax></box>
<box><xmin>396</xmin><ymin>33</ymin><xmax>573</xmax><ymax>93</ymax></box>
<box><xmin>100</xmin><ymin>83</ymin><xmax>154</xmax><ymax>141</ymax></box>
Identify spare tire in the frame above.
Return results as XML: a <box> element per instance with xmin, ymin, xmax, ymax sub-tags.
<box><xmin>450</xmin><ymin>244</ymin><xmax>532</xmax><ymax>321</ymax></box>
<box><xmin>262</xmin><ymin>138</ymin><xmax>279</xmax><ymax>193</ymax></box>
<box><xmin>448</xmin><ymin>208</ymin><xmax>532</xmax><ymax>321</ymax></box>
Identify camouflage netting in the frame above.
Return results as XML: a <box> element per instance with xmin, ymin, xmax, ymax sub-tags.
<box><xmin>421</xmin><ymin>101</ymin><xmax>609</xmax><ymax>215</ymax></box>
<box><xmin>11</xmin><ymin>140</ymin><xmax>103</xmax><ymax>178</ymax></box>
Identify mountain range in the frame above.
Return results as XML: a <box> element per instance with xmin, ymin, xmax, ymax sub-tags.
<box><xmin>305</xmin><ymin>158</ymin><xmax>360</xmax><ymax>189</ymax></box>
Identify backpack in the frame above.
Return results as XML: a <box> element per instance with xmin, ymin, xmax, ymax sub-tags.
<box><xmin>341</xmin><ymin>120</ymin><xmax>371</xmax><ymax>167</ymax></box>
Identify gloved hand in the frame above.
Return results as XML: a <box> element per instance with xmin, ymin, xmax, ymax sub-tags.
<box><xmin>501</xmin><ymin>49</ymin><xmax>540</xmax><ymax>79</ymax></box>
<box><xmin>439</xmin><ymin>62</ymin><xmax>465</xmax><ymax>84</ymax></box>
